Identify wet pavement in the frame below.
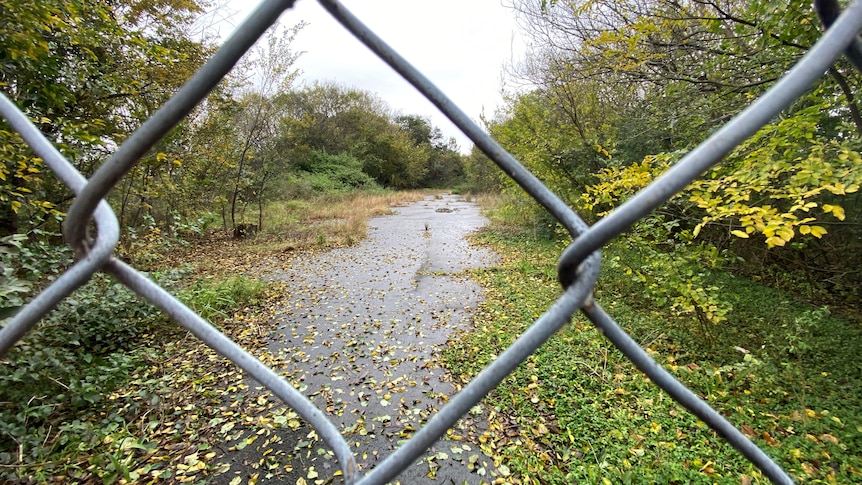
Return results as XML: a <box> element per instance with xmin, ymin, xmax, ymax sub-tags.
<box><xmin>216</xmin><ymin>194</ymin><xmax>499</xmax><ymax>484</ymax></box>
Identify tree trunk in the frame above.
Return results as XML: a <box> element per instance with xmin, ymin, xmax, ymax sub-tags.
<box><xmin>829</xmin><ymin>67</ymin><xmax>862</xmax><ymax>137</ymax></box>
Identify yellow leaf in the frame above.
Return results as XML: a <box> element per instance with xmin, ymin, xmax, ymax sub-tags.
<box><xmin>10</xmin><ymin>201</ymin><xmax>21</xmax><ymax>213</ymax></box>
<box><xmin>799</xmin><ymin>225</ymin><xmax>811</xmax><ymax>235</ymax></box>
<box><xmin>809</xmin><ymin>226</ymin><xmax>827</xmax><ymax>238</ymax></box>
<box><xmin>820</xmin><ymin>433</ymin><xmax>839</xmax><ymax>445</ymax></box>
<box><xmin>765</xmin><ymin>236</ymin><xmax>785</xmax><ymax>248</ymax></box>
<box><xmin>731</xmin><ymin>230</ymin><xmax>749</xmax><ymax>238</ymax></box>
<box><xmin>776</xmin><ymin>227</ymin><xmax>794</xmax><ymax>242</ymax></box>
<box><xmin>156</xmin><ymin>152</ymin><xmax>168</xmax><ymax>162</ymax></box>
<box><xmin>831</xmin><ymin>205</ymin><xmax>845</xmax><ymax>221</ymax></box>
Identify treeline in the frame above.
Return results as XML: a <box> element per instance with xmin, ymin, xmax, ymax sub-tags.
<box><xmin>479</xmin><ymin>0</ymin><xmax>862</xmax><ymax>311</ymax></box>
<box><xmin>0</xmin><ymin>0</ymin><xmax>466</xmax><ymax>245</ymax></box>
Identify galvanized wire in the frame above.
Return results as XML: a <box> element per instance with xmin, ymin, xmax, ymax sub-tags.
<box><xmin>2</xmin><ymin>0</ymin><xmax>861</xmax><ymax>483</ymax></box>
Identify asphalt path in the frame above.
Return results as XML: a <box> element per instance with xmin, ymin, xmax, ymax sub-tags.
<box><xmin>216</xmin><ymin>194</ymin><xmax>499</xmax><ymax>484</ymax></box>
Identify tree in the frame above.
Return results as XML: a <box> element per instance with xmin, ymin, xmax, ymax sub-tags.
<box><xmin>0</xmin><ymin>0</ymin><xmax>211</xmax><ymax>236</ymax></box>
<box><xmin>396</xmin><ymin>115</ymin><xmax>464</xmax><ymax>187</ymax></box>
<box><xmin>512</xmin><ymin>0</ymin><xmax>862</xmax><ymax>143</ymax></box>
<box><xmin>225</xmin><ymin>26</ymin><xmax>303</xmax><ymax>233</ymax></box>
<box><xmin>275</xmin><ymin>83</ymin><xmax>432</xmax><ymax>189</ymax></box>
<box><xmin>463</xmin><ymin>145</ymin><xmax>505</xmax><ymax>193</ymax></box>
<box><xmin>496</xmin><ymin>0</ymin><xmax>862</xmax><ymax>305</ymax></box>
<box><xmin>487</xmin><ymin>89</ymin><xmax>612</xmax><ymax>205</ymax></box>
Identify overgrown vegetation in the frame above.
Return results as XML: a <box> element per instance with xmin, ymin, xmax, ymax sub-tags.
<box><xmin>454</xmin><ymin>9</ymin><xmax>862</xmax><ymax>482</ymax></box>
<box><xmin>0</xmin><ymin>4</ymin><xmax>447</xmax><ymax>470</ymax></box>
<box><xmin>1</xmin><ymin>2</ymin><xmax>466</xmax><ymax>246</ymax></box>
<box><xmin>445</xmin><ymin>219</ymin><xmax>862</xmax><ymax>483</ymax></box>
<box><xmin>3</xmin><ymin>0</ymin><xmax>862</xmax><ymax>482</ymax></box>
<box><xmin>481</xmin><ymin>0</ymin><xmax>862</xmax><ymax>316</ymax></box>
<box><xmin>447</xmin><ymin>6</ymin><xmax>862</xmax><ymax>480</ymax></box>
<box><xmin>0</xmin><ymin>268</ymin><xmax>266</xmax><ymax>481</ymax></box>
<box><xmin>0</xmin><ymin>185</ymin><xmax>430</xmax><ymax>481</ymax></box>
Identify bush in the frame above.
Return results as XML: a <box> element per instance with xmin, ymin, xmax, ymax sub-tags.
<box><xmin>0</xmin><ymin>269</ymin><xmax>266</xmax><ymax>480</ymax></box>
<box><xmin>296</xmin><ymin>151</ymin><xmax>379</xmax><ymax>194</ymax></box>
<box><xmin>1</xmin><ymin>232</ymin><xmax>72</xmax><ymax>316</ymax></box>
<box><xmin>177</xmin><ymin>275</ymin><xmax>265</xmax><ymax>323</ymax></box>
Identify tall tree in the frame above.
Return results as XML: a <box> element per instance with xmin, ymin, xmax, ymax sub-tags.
<box><xmin>511</xmin><ymin>0</ymin><xmax>862</xmax><ymax>143</ymax></box>
<box><xmin>276</xmin><ymin>83</ymin><xmax>432</xmax><ymax>189</ymax></box>
<box><xmin>226</xmin><ymin>26</ymin><xmax>303</xmax><ymax>232</ymax></box>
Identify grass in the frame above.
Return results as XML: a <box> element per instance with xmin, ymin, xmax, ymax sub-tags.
<box><xmin>444</xmin><ymin>224</ymin><xmax>862</xmax><ymax>484</ymax></box>
<box><xmin>250</xmin><ymin>190</ymin><xmax>426</xmax><ymax>251</ymax></box>
<box><xmin>158</xmin><ymin>190</ymin><xmax>428</xmax><ymax>276</ymax></box>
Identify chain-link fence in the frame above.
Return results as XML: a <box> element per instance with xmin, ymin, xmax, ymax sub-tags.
<box><xmin>2</xmin><ymin>0</ymin><xmax>861</xmax><ymax>483</ymax></box>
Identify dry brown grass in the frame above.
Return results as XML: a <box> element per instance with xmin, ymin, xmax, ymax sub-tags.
<box><xmin>258</xmin><ymin>190</ymin><xmax>427</xmax><ymax>250</ymax></box>
<box><xmin>304</xmin><ymin>190</ymin><xmax>425</xmax><ymax>220</ymax></box>
<box><xmin>165</xmin><ymin>191</ymin><xmax>431</xmax><ymax>276</ymax></box>
<box><xmin>469</xmin><ymin>192</ymin><xmax>504</xmax><ymax>212</ymax></box>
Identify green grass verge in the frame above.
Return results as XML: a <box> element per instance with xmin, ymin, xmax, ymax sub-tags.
<box><xmin>444</xmin><ymin>228</ymin><xmax>862</xmax><ymax>484</ymax></box>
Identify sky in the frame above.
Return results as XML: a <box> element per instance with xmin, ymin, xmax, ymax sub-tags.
<box><xmin>219</xmin><ymin>0</ymin><xmax>526</xmax><ymax>154</ymax></box>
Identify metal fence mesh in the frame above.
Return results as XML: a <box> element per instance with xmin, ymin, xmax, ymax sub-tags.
<box><xmin>2</xmin><ymin>0</ymin><xmax>861</xmax><ymax>483</ymax></box>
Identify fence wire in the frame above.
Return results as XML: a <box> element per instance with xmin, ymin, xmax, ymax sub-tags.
<box><xmin>1</xmin><ymin>0</ymin><xmax>861</xmax><ymax>483</ymax></box>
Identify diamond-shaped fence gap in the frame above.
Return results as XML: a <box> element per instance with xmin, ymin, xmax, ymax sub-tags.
<box><xmin>3</xmin><ymin>0</ymin><xmax>862</xmax><ymax>483</ymax></box>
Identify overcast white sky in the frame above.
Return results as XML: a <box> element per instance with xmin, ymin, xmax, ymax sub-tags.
<box><xmin>219</xmin><ymin>0</ymin><xmax>526</xmax><ymax>153</ymax></box>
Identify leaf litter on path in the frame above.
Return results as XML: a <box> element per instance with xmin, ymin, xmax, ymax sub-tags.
<box><xmin>212</xmin><ymin>194</ymin><xmax>504</xmax><ymax>484</ymax></box>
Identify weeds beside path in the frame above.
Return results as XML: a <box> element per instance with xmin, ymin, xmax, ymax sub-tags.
<box><xmin>444</xmin><ymin>228</ymin><xmax>862</xmax><ymax>484</ymax></box>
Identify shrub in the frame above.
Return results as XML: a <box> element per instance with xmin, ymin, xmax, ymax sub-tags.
<box><xmin>0</xmin><ymin>269</ymin><xmax>266</xmax><ymax>479</ymax></box>
<box><xmin>296</xmin><ymin>151</ymin><xmax>379</xmax><ymax>193</ymax></box>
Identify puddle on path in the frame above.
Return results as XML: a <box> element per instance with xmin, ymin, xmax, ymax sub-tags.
<box><xmin>215</xmin><ymin>194</ymin><xmax>500</xmax><ymax>484</ymax></box>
